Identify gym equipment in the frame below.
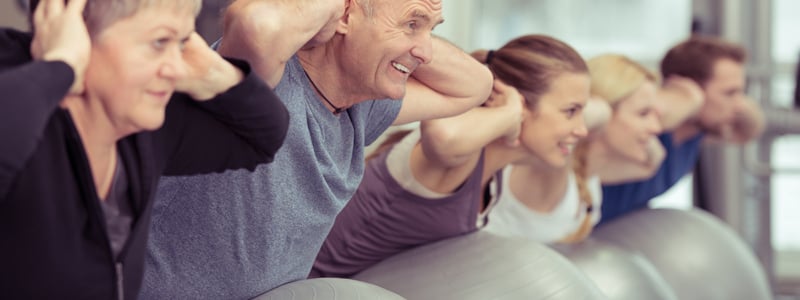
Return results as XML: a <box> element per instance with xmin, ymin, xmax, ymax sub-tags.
<box><xmin>593</xmin><ymin>208</ymin><xmax>771</xmax><ymax>300</ymax></box>
<box><xmin>253</xmin><ymin>277</ymin><xmax>405</xmax><ymax>300</ymax></box>
<box><xmin>354</xmin><ymin>231</ymin><xmax>608</xmax><ymax>300</ymax></box>
<box><xmin>555</xmin><ymin>238</ymin><xmax>678</xmax><ymax>300</ymax></box>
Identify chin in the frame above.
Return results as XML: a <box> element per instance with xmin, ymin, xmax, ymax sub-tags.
<box><xmin>137</xmin><ymin>116</ymin><xmax>166</xmax><ymax>132</ymax></box>
<box><xmin>545</xmin><ymin>156</ymin><xmax>568</xmax><ymax>168</ymax></box>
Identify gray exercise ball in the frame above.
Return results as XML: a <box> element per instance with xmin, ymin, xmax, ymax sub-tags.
<box><xmin>353</xmin><ymin>231</ymin><xmax>608</xmax><ymax>300</ymax></box>
<box><xmin>253</xmin><ymin>278</ymin><xmax>405</xmax><ymax>300</ymax></box>
<box><xmin>554</xmin><ymin>238</ymin><xmax>679</xmax><ymax>300</ymax></box>
<box><xmin>593</xmin><ymin>208</ymin><xmax>772</xmax><ymax>300</ymax></box>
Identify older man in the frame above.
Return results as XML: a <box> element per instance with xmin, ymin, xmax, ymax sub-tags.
<box><xmin>140</xmin><ymin>0</ymin><xmax>492</xmax><ymax>299</ymax></box>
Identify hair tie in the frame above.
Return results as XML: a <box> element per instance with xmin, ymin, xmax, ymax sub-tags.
<box><xmin>486</xmin><ymin>50</ymin><xmax>495</xmax><ymax>64</ymax></box>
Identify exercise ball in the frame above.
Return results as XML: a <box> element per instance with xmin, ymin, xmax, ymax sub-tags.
<box><xmin>593</xmin><ymin>208</ymin><xmax>771</xmax><ymax>300</ymax></box>
<box><xmin>555</xmin><ymin>238</ymin><xmax>678</xmax><ymax>300</ymax></box>
<box><xmin>253</xmin><ymin>278</ymin><xmax>404</xmax><ymax>300</ymax></box>
<box><xmin>354</xmin><ymin>231</ymin><xmax>608</xmax><ymax>300</ymax></box>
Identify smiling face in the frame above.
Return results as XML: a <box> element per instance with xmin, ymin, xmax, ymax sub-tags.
<box><xmin>518</xmin><ymin>72</ymin><xmax>591</xmax><ymax>168</ymax></box>
<box><xmin>83</xmin><ymin>5</ymin><xmax>195</xmax><ymax>135</ymax></box>
<box><xmin>598</xmin><ymin>81</ymin><xmax>662</xmax><ymax>164</ymax></box>
<box><xmin>339</xmin><ymin>0</ymin><xmax>443</xmax><ymax>100</ymax></box>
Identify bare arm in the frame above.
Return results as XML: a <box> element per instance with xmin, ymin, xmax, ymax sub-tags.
<box><xmin>216</xmin><ymin>0</ymin><xmax>345</xmax><ymax>87</ymax></box>
<box><xmin>419</xmin><ymin>80</ymin><xmax>523</xmax><ymax>169</ymax></box>
<box><xmin>599</xmin><ymin>136</ymin><xmax>666</xmax><ymax>184</ymax></box>
<box><xmin>657</xmin><ymin>76</ymin><xmax>705</xmax><ymax>131</ymax></box>
<box><xmin>392</xmin><ymin>37</ymin><xmax>493</xmax><ymax>125</ymax></box>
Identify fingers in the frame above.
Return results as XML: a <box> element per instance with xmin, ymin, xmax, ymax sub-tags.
<box><xmin>492</xmin><ymin>78</ymin><xmax>510</xmax><ymax>93</ymax></box>
<box><xmin>66</xmin><ymin>0</ymin><xmax>89</xmax><ymax>15</ymax></box>
<box><xmin>33</xmin><ymin>0</ymin><xmax>46</xmax><ymax>26</ymax></box>
<box><xmin>45</xmin><ymin>0</ymin><xmax>65</xmax><ymax>17</ymax></box>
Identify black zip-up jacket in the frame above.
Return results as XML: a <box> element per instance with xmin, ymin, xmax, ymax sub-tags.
<box><xmin>0</xmin><ymin>28</ymin><xmax>289</xmax><ymax>299</ymax></box>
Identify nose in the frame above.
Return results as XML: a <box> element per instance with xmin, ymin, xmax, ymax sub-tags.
<box><xmin>573</xmin><ymin>118</ymin><xmax>589</xmax><ymax>138</ymax></box>
<box><xmin>647</xmin><ymin>113</ymin><xmax>663</xmax><ymax>135</ymax></box>
<box><xmin>410</xmin><ymin>32</ymin><xmax>434</xmax><ymax>65</ymax></box>
<box><xmin>158</xmin><ymin>47</ymin><xmax>188</xmax><ymax>81</ymax></box>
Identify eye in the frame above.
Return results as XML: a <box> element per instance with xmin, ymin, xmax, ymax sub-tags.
<box><xmin>564</xmin><ymin>106</ymin><xmax>581</xmax><ymax>118</ymax></box>
<box><xmin>152</xmin><ymin>37</ymin><xmax>170</xmax><ymax>51</ymax></box>
<box><xmin>407</xmin><ymin>21</ymin><xmax>418</xmax><ymax>30</ymax></box>
<box><xmin>179</xmin><ymin>37</ymin><xmax>190</xmax><ymax>51</ymax></box>
<box><xmin>639</xmin><ymin>108</ymin><xmax>652</xmax><ymax>117</ymax></box>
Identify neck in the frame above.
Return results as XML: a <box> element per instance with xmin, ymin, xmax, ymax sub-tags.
<box><xmin>509</xmin><ymin>161</ymin><xmax>571</xmax><ymax>213</ymax></box>
<box><xmin>297</xmin><ymin>46</ymin><xmax>362</xmax><ymax>114</ymax></box>
<box><xmin>61</xmin><ymin>95</ymin><xmax>121</xmax><ymax>200</ymax></box>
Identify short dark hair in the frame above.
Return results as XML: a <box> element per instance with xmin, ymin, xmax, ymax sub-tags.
<box><xmin>660</xmin><ymin>35</ymin><xmax>746</xmax><ymax>86</ymax></box>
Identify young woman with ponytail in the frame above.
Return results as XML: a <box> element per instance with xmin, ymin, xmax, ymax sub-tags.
<box><xmin>485</xmin><ymin>54</ymin><xmax>665</xmax><ymax>244</ymax></box>
<box><xmin>311</xmin><ymin>34</ymin><xmax>590</xmax><ymax>278</ymax></box>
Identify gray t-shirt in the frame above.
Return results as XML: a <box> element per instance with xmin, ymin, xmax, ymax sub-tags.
<box><xmin>140</xmin><ymin>56</ymin><xmax>402</xmax><ymax>300</ymax></box>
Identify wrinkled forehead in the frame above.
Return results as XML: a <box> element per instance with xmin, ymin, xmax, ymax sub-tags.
<box><xmin>378</xmin><ymin>0</ymin><xmax>444</xmax><ymax>19</ymax></box>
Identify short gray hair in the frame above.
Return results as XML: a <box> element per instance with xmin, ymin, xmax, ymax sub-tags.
<box><xmin>355</xmin><ymin>0</ymin><xmax>374</xmax><ymax>17</ymax></box>
<box><xmin>31</xmin><ymin>0</ymin><xmax>202</xmax><ymax>36</ymax></box>
<box><xmin>86</xmin><ymin>0</ymin><xmax>202</xmax><ymax>36</ymax></box>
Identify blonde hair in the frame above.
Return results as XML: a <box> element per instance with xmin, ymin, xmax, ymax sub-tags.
<box><xmin>560</xmin><ymin>54</ymin><xmax>658</xmax><ymax>243</ymax></box>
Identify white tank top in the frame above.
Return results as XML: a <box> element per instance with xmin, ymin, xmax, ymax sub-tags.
<box><xmin>484</xmin><ymin>165</ymin><xmax>602</xmax><ymax>244</ymax></box>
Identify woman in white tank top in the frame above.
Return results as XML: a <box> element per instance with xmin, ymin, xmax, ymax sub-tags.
<box><xmin>485</xmin><ymin>54</ymin><xmax>667</xmax><ymax>243</ymax></box>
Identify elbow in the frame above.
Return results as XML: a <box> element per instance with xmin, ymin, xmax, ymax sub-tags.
<box><xmin>473</xmin><ymin>66</ymin><xmax>494</xmax><ymax>106</ymax></box>
<box><xmin>420</xmin><ymin>120</ymin><xmax>467</xmax><ymax>165</ymax></box>
<box><xmin>254</xmin><ymin>100</ymin><xmax>291</xmax><ymax>165</ymax></box>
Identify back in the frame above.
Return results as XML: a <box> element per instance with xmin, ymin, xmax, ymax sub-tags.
<box><xmin>141</xmin><ymin>56</ymin><xmax>402</xmax><ymax>299</ymax></box>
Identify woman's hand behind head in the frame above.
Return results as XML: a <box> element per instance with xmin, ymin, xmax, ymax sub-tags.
<box><xmin>487</xmin><ymin>79</ymin><xmax>525</xmax><ymax>146</ymax></box>
<box><xmin>31</xmin><ymin>0</ymin><xmax>90</xmax><ymax>95</ymax></box>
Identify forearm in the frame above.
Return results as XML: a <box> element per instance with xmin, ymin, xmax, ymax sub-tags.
<box><xmin>657</xmin><ymin>87</ymin><xmax>703</xmax><ymax>131</ymax></box>
<box><xmin>420</xmin><ymin>106</ymin><xmax>514</xmax><ymax>166</ymax></box>
<box><xmin>218</xmin><ymin>0</ymin><xmax>340</xmax><ymax>86</ymax></box>
<box><xmin>599</xmin><ymin>136</ymin><xmax>666</xmax><ymax>184</ymax></box>
<box><xmin>413</xmin><ymin>37</ymin><xmax>491</xmax><ymax>100</ymax></box>
<box><xmin>0</xmin><ymin>61</ymin><xmax>73</xmax><ymax>196</ymax></box>
<box><xmin>394</xmin><ymin>37</ymin><xmax>492</xmax><ymax>124</ymax></box>
<box><xmin>160</xmin><ymin>59</ymin><xmax>289</xmax><ymax>175</ymax></box>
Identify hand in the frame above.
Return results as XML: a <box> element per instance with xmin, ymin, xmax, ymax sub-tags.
<box><xmin>176</xmin><ymin>33</ymin><xmax>244</xmax><ymax>101</ymax></box>
<box><xmin>583</xmin><ymin>96</ymin><xmax>612</xmax><ymax>131</ymax></box>
<box><xmin>302</xmin><ymin>0</ymin><xmax>347</xmax><ymax>49</ymax></box>
<box><xmin>662</xmin><ymin>75</ymin><xmax>704</xmax><ymax>113</ymax></box>
<box><xmin>487</xmin><ymin>79</ymin><xmax>524</xmax><ymax>146</ymax></box>
<box><xmin>470</xmin><ymin>49</ymin><xmax>490</xmax><ymax>64</ymax></box>
<box><xmin>31</xmin><ymin>0</ymin><xmax>90</xmax><ymax>95</ymax></box>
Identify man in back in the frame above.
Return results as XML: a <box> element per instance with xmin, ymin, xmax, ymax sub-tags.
<box><xmin>140</xmin><ymin>0</ymin><xmax>493</xmax><ymax>299</ymax></box>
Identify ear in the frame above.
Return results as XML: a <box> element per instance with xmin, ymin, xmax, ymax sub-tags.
<box><xmin>336</xmin><ymin>0</ymin><xmax>354</xmax><ymax>34</ymax></box>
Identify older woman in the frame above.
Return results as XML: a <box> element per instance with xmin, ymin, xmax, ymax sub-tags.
<box><xmin>0</xmin><ymin>0</ymin><xmax>288</xmax><ymax>298</ymax></box>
